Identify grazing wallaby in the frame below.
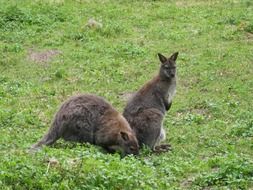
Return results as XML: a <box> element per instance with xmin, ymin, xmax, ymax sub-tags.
<box><xmin>123</xmin><ymin>52</ymin><xmax>178</xmax><ymax>151</ymax></box>
<box><xmin>31</xmin><ymin>94</ymin><xmax>139</xmax><ymax>156</ymax></box>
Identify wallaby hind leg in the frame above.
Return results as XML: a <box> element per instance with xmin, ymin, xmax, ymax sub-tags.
<box><xmin>135</xmin><ymin>108</ymin><xmax>163</xmax><ymax>150</ymax></box>
<box><xmin>138</xmin><ymin>125</ymin><xmax>161</xmax><ymax>151</ymax></box>
<box><xmin>30</xmin><ymin>129</ymin><xmax>59</xmax><ymax>152</ymax></box>
<box><xmin>157</xmin><ymin>127</ymin><xmax>166</xmax><ymax>144</ymax></box>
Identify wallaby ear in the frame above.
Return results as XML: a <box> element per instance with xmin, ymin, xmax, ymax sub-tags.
<box><xmin>169</xmin><ymin>52</ymin><xmax>179</xmax><ymax>61</ymax></box>
<box><xmin>158</xmin><ymin>53</ymin><xmax>167</xmax><ymax>63</ymax></box>
<box><xmin>120</xmin><ymin>131</ymin><xmax>129</xmax><ymax>141</ymax></box>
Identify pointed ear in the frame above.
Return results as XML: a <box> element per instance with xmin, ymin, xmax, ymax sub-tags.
<box><xmin>120</xmin><ymin>131</ymin><xmax>129</xmax><ymax>141</ymax></box>
<box><xmin>158</xmin><ymin>53</ymin><xmax>167</xmax><ymax>63</ymax></box>
<box><xmin>169</xmin><ymin>52</ymin><xmax>179</xmax><ymax>61</ymax></box>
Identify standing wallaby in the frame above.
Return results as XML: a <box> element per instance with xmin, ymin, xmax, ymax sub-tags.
<box><xmin>123</xmin><ymin>52</ymin><xmax>178</xmax><ymax>151</ymax></box>
<box><xmin>31</xmin><ymin>94</ymin><xmax>139</xmax><ymax>156</ymax></box>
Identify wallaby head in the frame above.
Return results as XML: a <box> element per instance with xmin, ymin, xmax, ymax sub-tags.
<box><xmin>109</xmin><ymin>131</ymin><xmax>139</xmax><ymax>156</ymax></box>
<box><xmin>158</xmin><ymin>52</ymin><xmax>178</xmax><ymax>79</ymax></box>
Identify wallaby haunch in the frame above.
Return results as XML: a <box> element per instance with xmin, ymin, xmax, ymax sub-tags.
<box><xmin>123</xmin><ymin>52</ymin><xmax>178</xmax><ymax>151</ymax></box>
<box><xmin>31</xmin><ymin>94</ymin><xmax>139</xmax><ymax>156</ymax></box>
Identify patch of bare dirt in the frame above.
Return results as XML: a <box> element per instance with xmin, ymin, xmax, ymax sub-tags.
<box><xmin>28</xmin><ymin>49</ymin><xmax>62</xmax><ymax>64</ymax></box>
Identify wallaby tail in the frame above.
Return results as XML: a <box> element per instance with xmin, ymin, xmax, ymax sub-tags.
<box><xmin>29</xmin><ymin>126</ymin><xmax>59</xmax><ymax>153</ymax></box>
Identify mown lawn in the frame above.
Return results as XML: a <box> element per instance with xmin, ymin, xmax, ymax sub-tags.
<box><xmin>0</xmin><ymin>0</ymin><xmax>253</xmax><ymax>189</ymax></box>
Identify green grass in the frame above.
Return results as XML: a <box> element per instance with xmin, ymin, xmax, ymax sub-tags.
<box><xmin>0</xmin><ymin>0</ymin><xmax>253</xmax><ymax>189</ymax></box>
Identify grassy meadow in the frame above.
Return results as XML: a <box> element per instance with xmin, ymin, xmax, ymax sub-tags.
<box><xmin>0</xmin><ymin>0</ymin><xmax>253</xmax><ymax>189</ymax></box>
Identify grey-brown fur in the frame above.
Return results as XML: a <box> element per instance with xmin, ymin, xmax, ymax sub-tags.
<box><xmin>31</xmin><ymin>94</ymin><xmax>139</xmax><ymax>156</ymax></box>
<box><xmin>123</xmin><ymin>52</ymin><xmax>178</xmax><ymax>150</ymax></box>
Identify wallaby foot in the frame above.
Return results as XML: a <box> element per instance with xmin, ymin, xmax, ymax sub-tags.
<box><xmin>153</xmin><ymin>143</ymin><xmax>172</xmax><ymax>154</ymax></box>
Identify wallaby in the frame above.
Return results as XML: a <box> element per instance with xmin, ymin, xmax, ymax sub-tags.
<box><xmin>30</xmin><ymin>94</ymin><xmax>139</xmax><ymax>156</ymax></box>
<box><xmin>123</xmin><ymin>52</ymin><xmax>178</xmax><ymax>152</ymax></box>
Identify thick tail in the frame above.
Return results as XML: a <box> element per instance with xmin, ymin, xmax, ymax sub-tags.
<box><xmin>29</xmin><ymin>127</ymin><xmax>59</xmax><ymax>152</ymax></box>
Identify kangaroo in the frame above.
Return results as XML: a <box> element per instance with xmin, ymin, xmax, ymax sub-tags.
<box><xmin>30</xmin><ymin>94</ymin><xmax>139</xmax><ymax>156</ymax></box>
<box><xmin>123</xmin><ymin>52</ymin><xmax>178</xmax><ymax>152</ymax></box>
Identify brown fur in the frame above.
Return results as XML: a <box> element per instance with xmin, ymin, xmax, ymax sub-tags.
<box><xmin>139</xmin><ymin>76</ymin><xmax>160</xmax><ymax>96</ymax></box>
<box><xmin>123</xmin><ymin>52</ymin><xmax>178</xmax><ymax>150</ymax></box>
<box><xmin>30</xmin><ymin>94</ymin><xmax>139</xmax><ymax>156</ymax></box>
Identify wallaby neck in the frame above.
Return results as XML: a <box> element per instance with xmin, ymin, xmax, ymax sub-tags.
<box><xmin>138</xmin><ymin>74</ymin><xmax>176</xmax><ymax>98</ymax></box>
<box><xmin>157</xmin><ymin>75</ymin><xmax>176</xmax><ymax>95</ymax></box>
